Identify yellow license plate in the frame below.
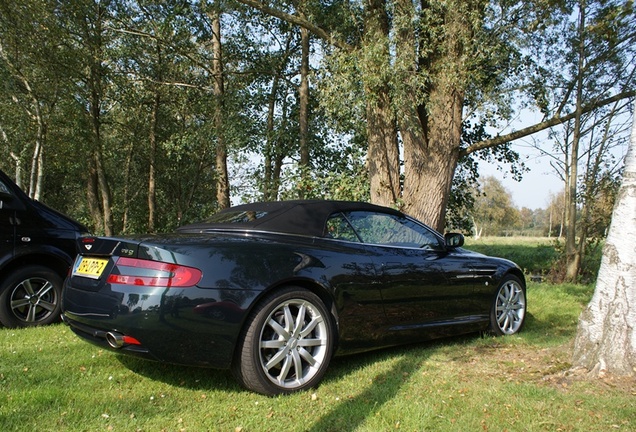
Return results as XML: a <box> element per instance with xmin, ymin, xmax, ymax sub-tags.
<box><xmin>73</xmin><ymin>257</ymin><xmax>109</xmax><ymax>279</ymax></box>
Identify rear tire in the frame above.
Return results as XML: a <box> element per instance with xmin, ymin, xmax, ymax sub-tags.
<box><xmin>489</xmin><ymin>275</ymin><xmax>526</xmax><ymax>336</ymax></box>
<box><xmin>0</xmin><ymin>265</ymin><xmax>63</xmax><ymax>328</ymax></box>
<box><xmin>232</xmin><ymin>286</ymin><xmax>334</xmax><ymax>396</ymax></box>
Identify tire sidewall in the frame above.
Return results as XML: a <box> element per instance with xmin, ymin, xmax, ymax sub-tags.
<box><xmin>0</xmin><ymin>265</ymin><xmax>63</xmax><ymax>328</ymax></box>
<box><xmin>234</xmin><ymin>287</ymin><xmax>334</xmax><ymax>396</ymax></box>
<box><xmin>489</xmin><ymin>274</ymin><xmax>526</xmax><ymax>336</ymax></box>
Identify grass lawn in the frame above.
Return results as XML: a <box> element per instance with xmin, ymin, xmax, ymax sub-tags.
<box><xmin>2</xmin><ymin>282</ymin><xmax>634</xmax><ymax>431</ymax></box>
<box><xmin>464</xmin><ymin>236</ymin><xmax>603</xmax><ymax>282</ymax></box>
<box><xmin>1</xmin><ymin>239</ymin><xmax>633</xmax><ymax>431</ymax></box>
<box><xmin>464</xmin><ymin>236</ymin><xmax>560</xmax><ymax>277</ymax></box>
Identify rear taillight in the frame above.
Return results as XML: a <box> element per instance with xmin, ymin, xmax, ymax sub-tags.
<box><xmin>107</xmin><ymin>257</ymin><xmax>202</xmax><ymax>288</ymax></box>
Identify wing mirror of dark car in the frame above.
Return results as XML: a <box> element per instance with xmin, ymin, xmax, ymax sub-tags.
<box><xmin>444</xmin><ymin>233</ymin><xmax>464</xmax><ymax>248</ymax></box>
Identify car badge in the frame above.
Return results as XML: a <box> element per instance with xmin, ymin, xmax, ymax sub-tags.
<box><xmin>85</xmin><ymin>245</ymin><xmax>92</xmax><ymax>250</ymax></box>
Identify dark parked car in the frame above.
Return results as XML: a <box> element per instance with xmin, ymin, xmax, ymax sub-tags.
<box><xmin>0</xmin><ymin>169</ymin><xmax>88</xmax><ymax>327</ymax></box>
<box><xmin>62</xmin><ymin>200</ymin><xmax>526</xmax><ymax>395</ymax></box>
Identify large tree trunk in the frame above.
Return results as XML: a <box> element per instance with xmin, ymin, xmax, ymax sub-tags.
<box><xmin>402</xmin><ymin>88</ymin><xmax>463</xmax><ymax>232</ymax></box>
<box><xmin>398</xmin><ymin>0</ymin><xmax>467</xmax><ymax>231</ymax></box>
<box><xmin>364</xmin><ymin>0</ymin><xmax>400</xmax><ymax>208</ymax></box>
<box><xmin>572</xmin><ymin>103</ymin><xmax>636</xmax><ymax>376</ymax></box>
<box><xmin>366</xmin><ymin>95</ymin><xmax>401</xmax><ymax>207</ymax></box>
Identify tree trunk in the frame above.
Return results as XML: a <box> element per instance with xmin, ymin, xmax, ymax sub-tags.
<box><xmin>298</xmin><ymin>23</ymin><xmax>310</xmax><ymax>197</ymax></box>
<box><xmin>402</xmin><ymin>88</ymin><xmax>463</xmax><ymax>232</ymax></box>
<box><xmin>263</xmin><ymin>73</ymin><xmax>279</xmax><ymax>201</ymax></box>
<box><xmin>148</xmin><ymin>89</ymin><xmax>159</xmax><ymax>233</ymax></box>
<box><xmin>211</xmin><ymin>8</ymin><xmax>230</xmax><ymax>209</ymax></box>
<box><xmin>86</xmin><ymin>166</ymin><xmax>102</xmax><ymax>232</ymax></box>
<box><xmin>29</xmin><ymin>113</ymin><xmax>44</xmax><ymax>200</ymax></box>
<box><xmin>572</xmin><ymin>102</ymin><xmax>636</xmax><ymax>376</ymax></box>
<box><xmin>366</xmin><ymin>95</ymin><xmax>401</xmax><ymax>207</ymax></box>
<box><xmin>86</xmin><ymin>3</ymin><xmax>113</xmax><ymax>236</ymax></box>
<box><xmin>147</xmin><ymin>38</ymin><xmax>162</xmax><ymax>233</ymax></box>
<box><xmin>89</xmin><ymin>82</ymin><xmax>113</xmax><ymax>236</ymax></box>
<box><xmin>565</xmin><ymin>2</ymin><xmax>587</xmax><ymax>282</ymax></box>
<box><xmin>398</xmin><ymin>0</ymin><xmax>466</xmax><ymax>232</ymax></box>
<box><xmin>363</xmin><ymin>0</ymin><xmax>400</xmax><ymax>208</ymax></box>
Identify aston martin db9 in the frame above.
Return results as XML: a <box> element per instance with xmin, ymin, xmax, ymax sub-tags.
<box><xmin>62</xmin><ymin>200</ymin><xmax>526</xmax><ymax>395</ymax></box>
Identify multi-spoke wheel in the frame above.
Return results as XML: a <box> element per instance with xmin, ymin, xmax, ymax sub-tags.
<box><xmin>489</xmin><ymin>275</ymin><xmax>526</xmax><ymax>336</ymax></box>
<box><xmin>0</xmin><ymin>265</ymin><xmax>63</xmax><ymax>328</ymax></box>
<box><xmin>233</xmin><ymin>286</ymin><xmax>334</xmax><ymax>395</ymax></box>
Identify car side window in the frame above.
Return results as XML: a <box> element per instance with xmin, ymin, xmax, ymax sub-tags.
<box><xmin>0</xmin><ymin>179</ymin><xmax>12</xmax><ymax>195</ymax></box>
<box><xmin>325</xmin><ymin>213</ymin><xmax>360</xmax><ymax>242</ymax></box>
<box><xmin>344</xmin><ymin>211</ymin><xmax>442</xmax><ymax>249</ymax></box>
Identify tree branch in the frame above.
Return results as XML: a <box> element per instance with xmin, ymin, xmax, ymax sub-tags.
<box><xmin>233</xmin><ymin>0</ymin><xmax>352</xmax><ymax>52</ymax></box>
<box><xmin>461</xmin><ymin>90</ymin><xmax>636</xmax><ymax>157</ymax></box>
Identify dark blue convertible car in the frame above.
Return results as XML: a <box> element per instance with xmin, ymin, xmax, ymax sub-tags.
<box><xmin>62</xmin><ymin>200</ymin><xmax>526</xmax><ymax>395</ymax></box>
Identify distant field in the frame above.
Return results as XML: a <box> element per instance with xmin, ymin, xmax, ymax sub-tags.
<box><xmin>464</xmin><ymin>236</ymin><xmax>604</xmax><ymax>283</ymax></box>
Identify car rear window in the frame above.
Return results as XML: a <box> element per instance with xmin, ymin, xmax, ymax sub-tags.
<box><xmin>0</xmin><ymin>179</ymin><xmax>12</xmax><ymax>195</ymax></box>
<box><xmin>202</xmin><ymin>210</ymin><xmax>268</xmax><ymax>224</ymax></box>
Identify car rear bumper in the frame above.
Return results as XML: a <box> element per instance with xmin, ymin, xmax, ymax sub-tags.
<box><xmin>62</xmin><ymin>279</ymin><xmax>259</xmax><ymax>369</ymax></box>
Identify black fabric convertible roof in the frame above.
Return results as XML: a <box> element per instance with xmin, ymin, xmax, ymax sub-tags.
<box><xmin>177</xmin><ymin>200</ymin><xmax>404</xmax><ymax>237</ymax></box>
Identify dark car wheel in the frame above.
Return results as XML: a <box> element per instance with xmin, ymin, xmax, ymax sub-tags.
<box><xmin>233</xmin><ymin>286</ymin><xmax>334</xmax><ymax>396</ymax></box>
<box><xmin>489</xmin><ymin>275</ymin><xmax>526</xmax><ymax>336</ymax></box>
<box><xmin>0</xmin><ymin>265</ymin><xmax>63</xmax><ymax>328</ymax></box>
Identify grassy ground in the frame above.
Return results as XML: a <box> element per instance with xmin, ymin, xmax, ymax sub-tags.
<box><xmin>1</xmin><ymin>239</ymin><xmax>633</xmax><ymax>431</ymax></box>
<box><xmin>1</xmin><ymin>282</ymin><xmax>634</xmax><ymax>431</ymax></box>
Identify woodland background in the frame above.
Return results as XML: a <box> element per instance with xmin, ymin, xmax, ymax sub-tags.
<box><xmin>1</xmin><ymin>0</ymin><xmax>634</xmax><ymax>282</ymax></box>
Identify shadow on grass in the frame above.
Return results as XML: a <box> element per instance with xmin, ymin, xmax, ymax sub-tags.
<box><xmin>306</xmin><ymin>335</ymin><xmax>481</xmax><ymax>431</ymax></box>
<box><xmin>116</xmin><ymin>355</ymin><xmax>243</xmax><ymax>392</ymax></box>
<box><xmin>520</xmin><ymin>310</ymin><xmax>579</xmax><ymax>344</ymax></box>
<box><xmin>118</xmin><ymin>333</ymin><xmax>480</xmax><ymax>431</ymax></box>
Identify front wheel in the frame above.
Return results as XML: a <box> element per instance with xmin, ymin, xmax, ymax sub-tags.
<box><xmin>0</xmin><ymin>265</ymin><xmax>63</xmax><ymax>328</ymax></box>
<box><xmin>232</xmin><ymin>287</ymin><xmax>334</xmax><ymax>396</ymax></box>
<box><xmin>489</xmin><ymin>275</ymin><xmax>526</xmax><ymax>336</ymax></box>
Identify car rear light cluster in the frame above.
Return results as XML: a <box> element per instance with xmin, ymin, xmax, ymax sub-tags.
<box><xmin>107</xmin><ymin>257</ymin><xmax>202</xmax><ymax>287</ymax></box>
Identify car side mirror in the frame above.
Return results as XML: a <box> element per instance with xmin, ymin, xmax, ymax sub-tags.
<box><xmin>444</xmin><ymin>233</ymin><xmax>464</xmax><ymax>248</ymax></box>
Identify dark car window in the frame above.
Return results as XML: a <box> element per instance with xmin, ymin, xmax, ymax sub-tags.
<box><xmin>0</xmin><ymin>179</ymin><xmax>12</xmax><ymax>195</ymax></box>
<box><xmin>325</xmin><ymin>213</ymin><xmax>361</xmax><ymax>242</ymax></box>
<box><xmin>203</xmin><ymin>210</ymin><xmax>268</xmax><ymax>224</ymax></box>
<box><xmin>342</xmin><ymin>211</ymin><xmax>441</xmax><ymax>249</ymax></box>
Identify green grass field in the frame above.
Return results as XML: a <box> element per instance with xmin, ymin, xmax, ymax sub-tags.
<box><xmin>464</xmin><ymin>236</ymin><xmax>603</xmax><ymax>282</ymax></box>
<box><xmin>465</xmin><ymin>236</ymin><xmax>560</xmax><ymax>276</ymax></box>
<box><xmin>1</xmin><ymin>239</ymin><xmax>632</xmax><ymax>431</ymax></box>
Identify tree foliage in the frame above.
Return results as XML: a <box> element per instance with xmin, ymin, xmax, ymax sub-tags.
<box><xmin>0</xmin><ymin>0</ymin><xmax>633</xmax><ymax>237</ymax></box>
<box><xmin>471</xmin><ymin>176</ymin><xmax>520</xmax><ymax>237</ymax></box>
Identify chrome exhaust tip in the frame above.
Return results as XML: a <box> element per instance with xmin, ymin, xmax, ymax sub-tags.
<box><xmin>105</xmin><ymin>332</ymin><xmax>125</xmax><ymax>349</ymax></box>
